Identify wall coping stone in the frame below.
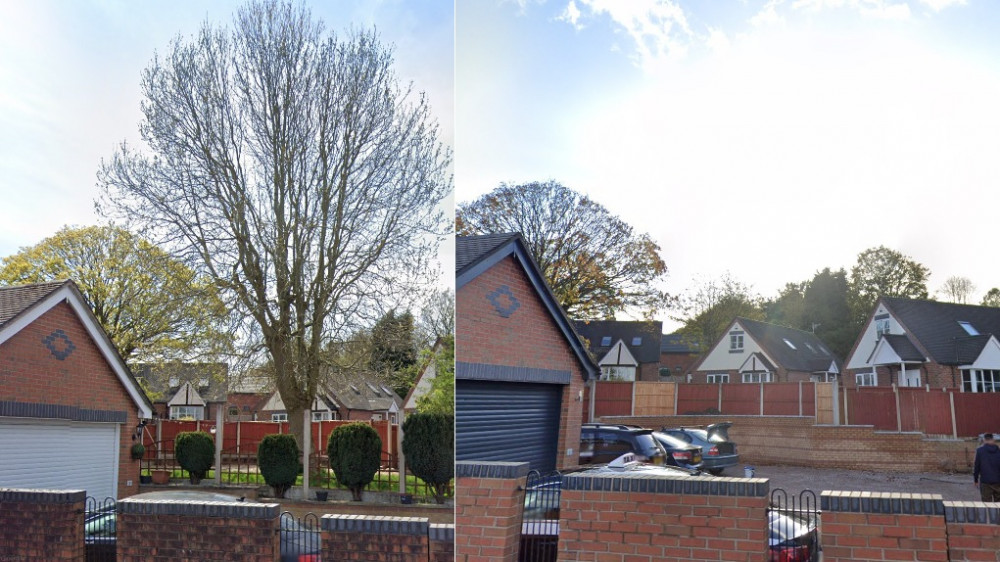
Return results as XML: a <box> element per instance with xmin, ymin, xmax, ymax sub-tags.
<box><xmin>943</xmin><ymin>501</ymin><xmax>1000</xmax><ymax>524</ymax></box>
<box><xmin>0</xmin><ymin>400</ymin><xmax>126</xmax><ymax>423</ymax></box>
<box><xmin>117</xmin><ymin>498</ymin><xmax>280</xmax><ymax>519</ymax></box>
<box><xmin>821</xmin><ymin>491</ymin><xmax>944</xmax><ymax>515</ymax></box>
<box><xmin>0</xmin><ymin>488</ymin><xmax>86</xmax><ymax>504</ymax></box>
<box><xmin>456</xmin><ymin>461</ymin><xmax>530</xmax><ymax>479</ymax></box>
<box><xmin>321</xmin><ymin>514</ymin><xmax>429</xmax><ymax>535</ymax></box>
<box><xmin>562</xmin><ymin>473</ymin><xmax>769</xmax><ymax>497</ymax></box>
<box><xmin>429</xmin><ymin>523</ymin><xmax>455</xmax><ymax>541</ymax></box>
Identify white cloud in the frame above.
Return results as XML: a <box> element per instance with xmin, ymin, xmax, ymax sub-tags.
<box><xmin>559</xmin><ymin>0</ymin><xmax>584</xmax><ymax>29</ymax></box>
<box><xmin>919</xmin><ymin>0</ymin><xmax>966</xmax><ymax>11</ymax></box>
<box><xmin>572</xmin><ymin>0</ymin><xmax>694</xmax><ymax>68</ymax></box>
<box><xmin>790</xmin><ymin>0</ymin><xmax>911</xmax><ymax>20</ymax></box>
<box><xmin>751</xmin><ymin>1</ymin><xmax>787</xmax><ymax>26</ymax></box>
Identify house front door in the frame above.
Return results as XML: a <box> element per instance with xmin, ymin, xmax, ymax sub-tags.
<box><xmin>901</xmin><ymin>369</ymin><xmax>921</xmax><ymax>387</ymax></box>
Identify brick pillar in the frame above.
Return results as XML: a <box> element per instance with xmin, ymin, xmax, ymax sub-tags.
<box><xmin>117</xmin><ymin>497</ymin><xmax>280</xmax><ymax>561</ymax></box>
<box><xmin>322</xmin><ymin>514</ymin><xmax>430</xmax><ymax>561</ymax></box>
<box><xmin>820</xmin><ymin>491</ymin><xmax>947</xmax><ymax>561</ymax></box>
<box><xmin>0</xmin><ymin>488</ymin><xmax>85</xmax><ymax>561</ymax></box>
<box><xmin>944</xmin><ymin>501</ymin><xmax>1000</xmax><ymax>561</ymax></box>
<box><xmin>455</xmin><ymin>461</ymin><xmax>529</xmax><ymax>562</ymax></box>
<box><xmin>429</xmin><ymin>523</ymin><xmax>456</xmax><ymax>561</ymax></box>
<box><xmin>559</xmin><ymin>473</ymin><xmax>769</xmax><ymax>561</ymax></box>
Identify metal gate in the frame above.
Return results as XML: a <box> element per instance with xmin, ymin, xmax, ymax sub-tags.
<box><xmin>84</xmin><ymin>496</ymin><xmax>116</xmax><ymax>562</ymax></box>
<box><xmin>519</xmin><ymin>470</ymin><xmax>562</xmax><ymax>562</ymax></box>
<box><xmin>768</xmin><ymin>489</ymin><xmax>820</xmax><ymax>562</ymax></box>
<box><xmin>280</xmin><ymin>511</ymin><xmax>322</xmax><ymax>561</ymax></box>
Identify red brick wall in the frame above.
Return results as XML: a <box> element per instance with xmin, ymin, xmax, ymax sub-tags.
<box><xmin>604</xmin><ymin>414</ymin><xmax>976</xmax><ymax>472</ymax></box>
<box><xmin>559</xmin><ymin>473</ymin><xmax>769</xmax><ymax>561</ymax></box>
<box><xmin>945</xmin><ymin>503</ymin><xmax>1000</xmax><ymax>561</ymax></box>
<box><xmin>821</xmin><ymin>491</ymin><xmax>948</xmax><ymax>561</ymax></box>
<box><xmin>0</xmin><ymin>489</ymin><xmax>84</xmax><ymax>560</ymax></box>
<box><xmin>659</xmin><ymin>352</ymin><xmax>700</xmax><ymax>378</ymax></box>
<box><xmin>458</xmin><ymin>255</ymin><xmax>587</xmax><ymax>470</ymax></box>
<box><xmin>429</xmin><ymin>523</ymin><xmax>455</xmax><ymax>562</ymax></box>
<box><xmin>455</xmin><ymin>462</ymin><xmax>528</xmax><ymax>562</ymax></box>
<box><xmin>0</xmin><ymin>302</ymin><xmax>143</xmax><ymax>498</ymax></box>
<box><xmin>322</xmin><ymin>515</ymin><xmax>430</xmax><ymax>560</ymax></box>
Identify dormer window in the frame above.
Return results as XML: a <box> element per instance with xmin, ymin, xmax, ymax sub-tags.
<box><xmin>958</xmin><ymin>321</ymin><xmax>979</xmax><ymax>336</ymax></box>
<box><xmin>783</xmin><ymin>338</ymin><xmax>797</xmax><ymax>350</ymax></box>
<box><xmin>631</xmin><ymin>337</ymin><xmax>642</xmax><ymax>346</ymax></box>
<box><xmin>168</xmin><ymin>377</ymin><xmax>180</xmax><ymax>387</ymax></box>
<box><xmin>600</xmin><ymin>336</ymin><xmax>612</xmax><ymax>346</ymax></box>
<box><xmin>729</xmin><ymin>332</ymin><xmax>744</xmax><ymax>352</ymax></box>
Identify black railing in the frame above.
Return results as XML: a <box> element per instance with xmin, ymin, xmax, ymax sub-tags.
<box><xmin>519</xmin><ymin>470</ymin><xmax>562</xmax><ymax>562</ymax></box>
<box><xmin>280</xmin><ymin>511</ymin><xmax>323</xmax><ymax>560</ymax></box>
<box><xmin>84</xmin><ymin>496</ymin><xmax>116</xmax><ymax>562</ymax></box>
<box><xmin>769</xmin><ymin>489</ymin><xmax>820</xmax><ymax>562</ymax></box>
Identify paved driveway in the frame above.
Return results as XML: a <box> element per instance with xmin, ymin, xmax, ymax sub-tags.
<box><xmin>746</xmin><ymin>464</ymin><xmax>980</xmax><ymax>502</ymax></box>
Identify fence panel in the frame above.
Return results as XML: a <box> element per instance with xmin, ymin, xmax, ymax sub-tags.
<box><xmin>763</xmin><ymin>383</ymin><xmax>814</xmax><ymax>416</ymax></box>
<box><xmin>593</xmin><ymin>381</ymin><xmax>633</xmax><ymax>419</ymax></box>
<box><xmin>846</xmin><ymin>388</ymin><xmax>897</xmax><ymax>430</ymax></box>
<box><xmin>954</xmin><ymin>392</ymin><xmax>1000</xmax><ymax>437</ymax></box>
<box><xmin>676</xmin><ymin>384</ymin><xmax>720</xmax><ymax>414</ymax></box>
<box><xmin>721</xmin><ymin>384</ymin><xmax>759</xmax><ymax>415</ymax></box>
<box><xmin>633</xmin><ymin>382</ymin><xmax>675</xmax><ymax>416</ymax></box>
<box><xmin>898</xmin><ymin>388</ymin><xmax>953</xmax><ymax>435</ymax></box>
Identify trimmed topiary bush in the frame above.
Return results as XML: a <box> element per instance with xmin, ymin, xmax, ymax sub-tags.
<box><xmin>327</xmin><ymin>422</ymin><xmax>382</xmax><ymax>501</ymax></box>
<box><xmin>257</xmin><ymin>434</ymin><xmax>299</xmax><ymax>498</ymax></box>
<box><xmin>175</xmin><ymin>431</ymin><xmax>214</xmax><ymax>484</ymax></box>
<box><xmin>402</xmin><ymin>413</ymin><xmax>454</xmax><ymax>504</ymax></box>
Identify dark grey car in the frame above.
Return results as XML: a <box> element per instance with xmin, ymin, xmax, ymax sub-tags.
<box><xmin>659</xmin><ymin>422</ymin><xmax>739</xmax><ymax>475</ymax></box>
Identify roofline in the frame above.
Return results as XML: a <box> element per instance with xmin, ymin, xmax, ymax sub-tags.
<box><xmin>456</xmin><ymin>235</ymin><xmax>599</xmax><ymax>381</ymax></box>
<box><xmin>0</xmin><ymin>281</ymin><xmax>154</xmax><ymax>418</ymax></box>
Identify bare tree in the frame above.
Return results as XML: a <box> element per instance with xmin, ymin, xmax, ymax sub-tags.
<box><xmin>939</xmin><ymin>276</ymin><xmax>976</xmax><ymax>304</ymax></box>
<box><xmin>98</xmin><ymin>1</ymin><xmax>451</xmax><ymax>452</ymax></box>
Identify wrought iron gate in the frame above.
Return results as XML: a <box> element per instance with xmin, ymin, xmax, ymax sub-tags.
<box><xmin>768</xmin><ymin>489</ymin><xmax>820</xmax><ymax>562</ymax></box>
<box><xmin>84</xmin><ymin>496</ymin><xmax>116</xmax><ymax>562</ymax></box>
<box><xmin>519</xmin><ymin>470</ymin><xmax>562</xmax><ymax>562</ymax></box>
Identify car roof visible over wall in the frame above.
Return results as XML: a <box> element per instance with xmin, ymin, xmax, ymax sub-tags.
<box><xmin>882</xmin><ymin>297</ymin><xmax>1000</xmax><ymax>365</ymax></box>
<box><xmin>456</xmin><ymin>233</ymin><xmax>598</xmax><ymax>381</ymax></box>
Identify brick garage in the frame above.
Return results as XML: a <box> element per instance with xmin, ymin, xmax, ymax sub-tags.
<box><xmin>456</xmin><ymin>234</ymin><xmax>597</xmax><ymax>473</ymax></box>
<box><xmin>0</xmin><ymin>281</ymin><xmax>153</xmax><ymax>499</ymax></box>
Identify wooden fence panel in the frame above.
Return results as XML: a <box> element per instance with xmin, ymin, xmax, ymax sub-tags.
<box><xmin>953</xmin><ymin>392</ymin><xmax>1000</xmax><ymax>437</ymax></box>
<box><xmin>898</xmin><ymin>388</ymin><xmax>952</xmax><ymax>435</ymax></box>
<box><xmin>633</xmin><ymin>382</ymin><xmax>675</xmax><ymax>416</ymax></box>
<box><xmin>721</xmin><ymin>384</ymin><xmax>759</xmax><ymax>415</ymax></box>
<box><xmin>846</xmin><ymin>388</ymin><xmax>897</xmax><ymax>430</ymax></box>
<box><xmin>593</xmin><ymin>381</ymin><xmax>633</xmax><ymax>419</ymax></box>
<box><xmin>676</xmin><ymin>384</ymin><xmax>719</xmax><ymax>414</ymax></box>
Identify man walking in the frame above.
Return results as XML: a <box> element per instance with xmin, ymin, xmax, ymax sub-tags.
<box><xmin>974</xmin><ymin>433</ymin><xmax>1000</xmax><ymax>502</ymax></box>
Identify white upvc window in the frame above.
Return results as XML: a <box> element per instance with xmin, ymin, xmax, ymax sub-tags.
<box><xmin>600</xmin><ymin>366</ymin><xmax>636</xmax><ymax>381</ymax></box>
<box><xmin>707</xmin><ymin>373</ymin><xmax>729</xmax><ymax>383</ymax></box>
<box><xmin>170</xmin><ymin>406</ymin><xmax>203</xmax><ymax>420</ymax></box>
<box><xmin>875</xmin><ymin>319</ymin><xmax>891</xmax><ymax>338</ymax></box>
<box><xmin>730</xmin><ymin>333</ymin><xmax>744</xmax><ymax>352</ymax></box>
<box><xmin>741</xmin><ymin>371</ymin><xmax>772</xmax><ymax>383</ymax></box>
<box><xmin>271</xmin><ymin>413</ymin><xmax>288</xmax><ymax>422</ymax></box>
<box><xmin>856</xmin><ymin>372</ymin><xmax>877</xmax><ymax>387</ymax></box>
<box><xmin>962</xmin><ymin>369</ymin><xmax>1000</xmax><ymax>393</ymax></box>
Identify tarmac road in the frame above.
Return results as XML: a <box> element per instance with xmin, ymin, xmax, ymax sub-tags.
<box><xmin>741</xmin><ymin>464</ymin><xmax>981</xmax><ymax>502</ymax></box>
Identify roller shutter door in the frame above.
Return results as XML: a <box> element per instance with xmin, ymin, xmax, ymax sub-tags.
<box><xmin>456</xmin><ymin>380</ymin><xmax>562</xmax><ymax>473</ymax></box>
<box><xmin>0</xmin><ymin>419</ymin><xmax>119</xmax><ymax>500</ymax></box>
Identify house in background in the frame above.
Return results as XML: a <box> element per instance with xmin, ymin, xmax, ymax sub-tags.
<box><xmin>659</xmin><ymin>333</ymin><xmax>702</xmax><ymax>380</ymax></box>
<box><xmin>573</xmin><ymin>320</ymin><xmax>663</xmax><ymax>381</ymax></box>
<box><xmin>133</xmin><ymin>362</ymin><xmax>228</xmax><ymax>421</ymax></box>
<box><xmin>693</xmin><ymin>317</ymin><xmax>842</xmax><ymax>383</ymax></box>
<box><xmin>260</xmin><ymin>374</ymin><xmax>403</xmax><ymax>423</ymax></box>
<box><xmin>845</xmin><ymin>297</ymin><xmax>1000</xmax><ymax>391</ymax></box>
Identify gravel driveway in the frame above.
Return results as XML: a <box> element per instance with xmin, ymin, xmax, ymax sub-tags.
<box><xmin>740</xmin><ymin>464</ymin><xmax>981</xmax><ymax>503</ymax></box>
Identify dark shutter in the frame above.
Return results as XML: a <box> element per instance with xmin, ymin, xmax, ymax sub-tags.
<box><xmin>456</xmin><ymin>380</ymin><xmax>562</xmax><ymax>473</ymax></box>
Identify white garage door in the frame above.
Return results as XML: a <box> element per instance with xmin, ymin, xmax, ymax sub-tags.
<box><xmin>0</xmin><ymin>419</ymin><xmax>119</xmax><ymax>500</ymax></box>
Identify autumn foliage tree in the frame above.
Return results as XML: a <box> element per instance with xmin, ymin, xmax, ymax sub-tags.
<box><xmin>848</xmin><ymin>246</ymin><xmax>930</xmax><ymax>327</ymax></box>
<box><xmin>456</xmin><ymin>181</ymin><xmax>668</xmax><ymax>319</ymax></box>
<box><xmin>97</xmin><ymin>0</ymin><xmax>450</xmax><ymax>461</ymax></box>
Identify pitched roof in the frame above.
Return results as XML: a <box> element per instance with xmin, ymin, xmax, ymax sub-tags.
<box><xmin>456</xmin><ymin>233</ymin><xmax>598</xmax><ymax>381</ymax></box>
<box><xmin>133</xmin><ymin>362</ymin><xmax>229</xmax><ymax>403</ymax></box>
<box><xmin>660</xmin><ymin>333</ymin><xmax>701</xmax><ymax>354</ymax></box>
<box><xmin>737</xmin><ymin>317</ymin><xmax>843</xmax><ymax>372</ymax></box>
<box><xmin>574</xmin><ymin>320</ymin><xmax>663</xmax><ymax>364</ymax></box>
<box><xmin>878</xmin><ymin>334</ymin><xmax>926</xmax><ymax>362</ymax></box>
<box><xmin>325</xmin><ymin>375</ymin><xmax>402</xmax><ymax>412</ymax></box>
<box><xmin>881</xmin><ymin>297</ymin><xmax>1000</xmax><ymax>365</ymax></box>
<box><xmin>0</xmin><ymin>281</ymin><xmax>67</xmax><ymax>327</ymax></box>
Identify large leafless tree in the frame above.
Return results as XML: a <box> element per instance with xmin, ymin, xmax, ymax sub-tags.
<box><xmin>98</xmin><ymin>1</ymin><xmax>451</xmax><ymax>450</ymax></box>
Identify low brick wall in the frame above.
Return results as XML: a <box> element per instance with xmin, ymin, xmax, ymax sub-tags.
<box><xmin>821</xmin><ymin>491</ymin><xmax>948</xmax><ymax>561</ymax></box>
<box><xmin>117</xmin><ymin>497</ymin><xmax>280</xmax><ymax>561</ymax></box>
<box><xmin>455</xmin><ymin>461</ymin><xmax>529</xmax><ymax>562</ymax></box>
<box><xmin>322</xmin><ymin>514</ymin><xmax>430</xmax><ymax>559</ymax></box>
<box><xmin>604</xmin><ymin>415</ymin><xmax>975</xmax><ymax>472</ymax></box>
<box><xmin>429</xmin><ymin>523</ymin><xmax>456</xmax><ymax>561</ymax></box>
<box><xmin>0</xmin><ymin>488</ymin><xmax>85</xmax><ymax>560</ymax></box>
<box><xmin>560</xmin><ymin>473</ymin><xmax>769</xmax><ymax>561</ymax></box>
<box><xmin>943</xmin><ymin>502</ymin><xmax>1000</xmax><ymax>561</ymax></box>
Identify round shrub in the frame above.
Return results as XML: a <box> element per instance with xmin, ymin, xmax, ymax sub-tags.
<box><xmin>327</xmin><ymin>423</ymin><xmax>382</xmax><ymax>501</ymax></box>
<box><xmin>174</xmin><ymin>431</ymin><xmax>214</xmax><ymax>484</ymax></box>
<box><xmin>402</xmin><ymin>413</ymin><xmax>454</xmax><ymax>504</ymax></box>
<box><xmin>257</xmin><ymin>434</ymin><xmax>300</xmax><ymax>498</ymax></box>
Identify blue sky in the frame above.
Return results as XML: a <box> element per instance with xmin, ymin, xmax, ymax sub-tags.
<box><xmin>456</xmin><ymin>0</ymin><xmax>1000</xmax><ymax>329</ymax></box>
<box><xmin>0</xmin><ymin>0</ymin><xmax>454</xmax><ymax>282</ymax></box>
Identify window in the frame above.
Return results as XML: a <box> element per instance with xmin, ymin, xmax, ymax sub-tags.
<box><xmin>228</xmin><ymin>406</ymin><xmax>239</xmax><ymax>417</ymax></box>
<box><xmin>312</xmin><ymin>411</ymin><xmax>331</xmax><ymax>421</ymax></box>
<box><xmin>271</xmin><ymin>413</ymin><xmax>288</xmax><ymax>422</ymax></box>
<box><xmin>856</xmin><ymin>372</ymin><xmax>877</xmax><ymax>387</ymax></box>
<box><xmin>707</xmin><ymin>373</ymin><xmax>729</xmax><ymax>384</ymax></box>
<box><xmin>741</xmin><ymin>372</ymin><xmax>772</xmax><ymax>383</ymax></box>
<box><xmin>170</xmin><ymin>406</ymin><xmax>203</xmax><ymax>420</ymax></box>
<box><xmin>631</xmin><ymin>337</ymin><xmax>642</xmax><ymax>346</ymax></box>
<box><xmin>783</xmin><ymin>338</ymin><xmax>797</xmax><ymax>350</ymax></box>
<box><xmin>962</xmin><ymin>369</ymin><xmax>1000</xmax><ymax>393</ymax></box>
<box><xmin>198</xmin><ymin>377</ymin><xmax>209</xmax><ymax>388</ymax></box>
<box><xmin>600</xmin><ymin>366</ymin><xmax>636</xmax><ymax>381</ymax></box>
<box><xmin>600</xmin><ymin>336</ymin><xmax>612</xmax><ymax>346</ymax></box>
<box><xmin>875</xmin><ymin>319</ymin><xmax>891</xmax><ymax>338</ymax></box>
<box><xmin>958</xmin><ymin>321</ymin><xmax>980</xmax><ymax>336</ymax></box>
<box><xmin>729</xmin><ymin>333</ymin><xmax>744</xmax><ymax>352</ymax></box>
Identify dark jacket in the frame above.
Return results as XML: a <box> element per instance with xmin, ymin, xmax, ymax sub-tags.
<box><xmin>973</xmin><ymin>442</ymin><xmax>1000</xmax><ymax>484</ymax></box>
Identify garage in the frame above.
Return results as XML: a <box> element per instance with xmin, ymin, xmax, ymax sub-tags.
<box><xmin>0</xmin><ymin>418</ymin><xmax>120</xmax><ymax>500</ymax></box>
<box><xmin>456</xmin><ymin>380</ymin><xmax>562</xmax><ymax>473</ymax></box>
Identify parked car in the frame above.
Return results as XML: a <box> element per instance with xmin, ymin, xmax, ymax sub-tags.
<box><xmin>769</xmin><ymin>509</ymin><xmax>820</xmax><ymax>562</ymax></box>
<box><xmin>652</xmin><ymin>430</ymin><xmax>704</xmax><ymax>470</ymax></box>
<box><xmin>83</xmin><ymin>491</ymin><xmax>322</xmax><ymax>562</ymax></box>
<box><xmin>579</xmin><ymin>423</ymin><xmax>667</xmax><ymax>465</ymax></box>
<box><xmin>659</xmin><ymin>422</ymin><xmax>739</xmax><ymax>475</ymax></box>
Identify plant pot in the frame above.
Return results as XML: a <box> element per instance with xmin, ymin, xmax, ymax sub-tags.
<box><xmin>151</xmin><ymin>470</ymin><xmax>170</xmax><ymax>485</ymax></box>
<box><xmin>400</xmin><ymin>493</ymin><xmax>413</xmax><ymax>505</ymax></box>
<box><xmin>139</xmin><ymin>474</ymin><xmax>152</xmax><ymax>485</ymax></box>
<box><xmin>315</xmin><ymin>490</ymin><xmax>329</xmax><ymax>502</ymax></box>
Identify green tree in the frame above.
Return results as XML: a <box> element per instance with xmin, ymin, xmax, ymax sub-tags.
<box><xmin>175</xmin><ymin>431</ymin><xmax>214</xmax><ymax>484</ymax></box>
<box><xmin>456</xmin><ymin>181</ymin><xmax>669</xmax><ymax>319</ymax></box>
<box><xmin>982</xmin><ymin>288</ymin><xmax>1000</xmax><ymax>307</ymax></box>
<box><xmin>401</xmin><ymin>412</ymin><xmax>454</xmax><ymax>504</ymax></box>
<box><xmin>0</xmin><ymin>225</ymin><xmax>230</xmax><ymax>363</ymax></box>
<box><xmin>257</xmin><ymin>434</ymin><xmax>300</xmax><ymax>499</ymax></box>
<box><xmin>97</xmin><ymin>0</ymin><xmax>450</xmax><ymax>463</ymax></box>
<box><xmin>801</xmin><ymin>268</ymin><xmax>855</xmax><ymax>360</ymax></box>
<box><xmin>765</xmin><ymin>282</ymin><xmax>808</xmax><ymax>328</ymax></box>
<box><xmin>327</xmin><ymin>423</ymin><xmax>382</xmax><ymax>501</ymax></box>
<box><xmin>416</xmin><ymin>335</ymin><xmax>454</xmax><ymax>415</ymax></box>
<box><xmin>848</xmin><ymin>246</ymin><xmax>930</xmax><ymax>327</ymax></box>
<box><xmin>672</xmin><ymin>274</ymin><xmax>764</xmax><ymax>350</ymax></box>
<box><xmin>369</xmin><ymin>310</ymin><xmax>418</xmax><ymax>398</ymax></box>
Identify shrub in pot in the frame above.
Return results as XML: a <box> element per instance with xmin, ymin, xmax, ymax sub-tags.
<box><xmin>402</xmin><ymin>412</ymin><xmax>454</xmax><ymax>504</ymax></box>
<box><xmin>257</xmin><ymin>434</ymin><xmax>299</xmax><ymax>499</ymax></box>
<box><xmin>130</xmin><ymin>442</ymin><xmax>146</xmax><ymax>460</ymax></box>
<box><xmin>174</xmin><ymin>431</ymin><xmax>214</xmax><ymax>484</ymax></box>
<box><xmin>327</xmin><ymin>422</ymin><xmax>382</xmax><ymax>501</ymax></box>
